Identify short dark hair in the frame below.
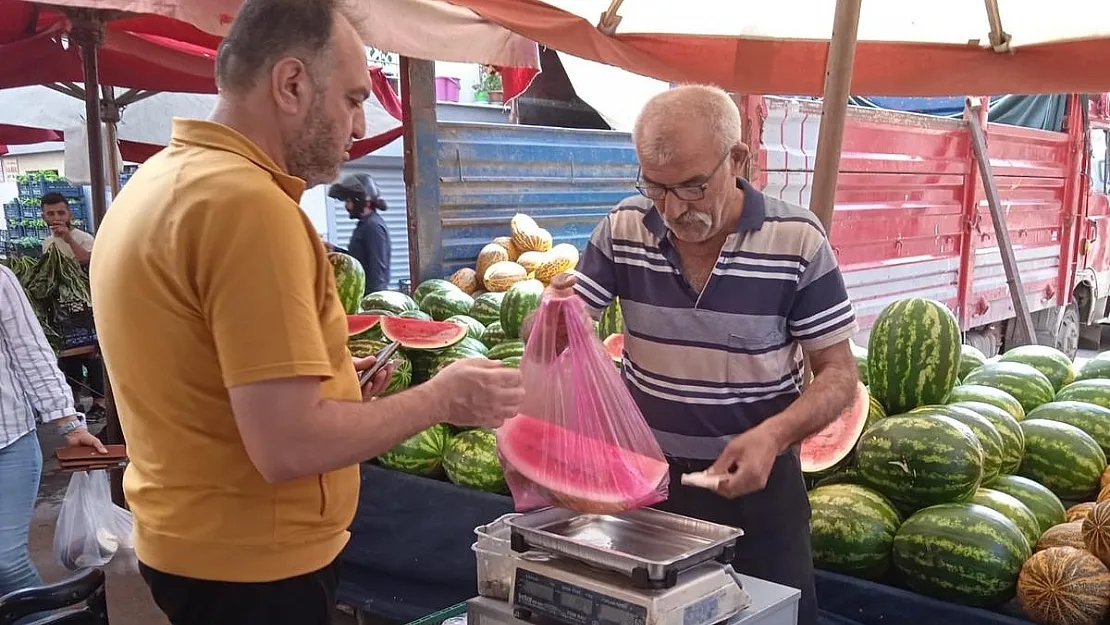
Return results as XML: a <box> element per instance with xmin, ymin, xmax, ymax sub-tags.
<box><xmin>215</xmin><ymin>0</ymin><xmax>340</xmax><ymax>93</ymax></box>
<box><xmin>41</xmin><ymin>192</ymin><xmax>68</xmax><ymax>207</ymax></box>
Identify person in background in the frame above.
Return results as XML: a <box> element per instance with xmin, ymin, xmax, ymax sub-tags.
<box><xmin>524</xmin><ymin>85</ymin><xmax>860</xmax><ymax>625</ymax></box>
<box><xmin>40</xmin><ymin>192</ymin><xmax>107</xmax><ymax>422</ymax></box>
<box><xmin>89</xmin><ymin>1</ymin><xmax>522</xmax><ymax>623</ymax></box>
<box><xmin>327</xmin><ymin>173</ymin><xmax>391</xmax><ymax>293</ymax></box>
<box><xmin>0</xmin><ymin>263</ymin><xmax>105</xmax><ymax>598</ymax></box>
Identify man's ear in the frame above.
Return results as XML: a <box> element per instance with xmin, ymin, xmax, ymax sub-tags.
<box><xmin>270</xmin><ymin>57</ymin><xmax>311</xmax><ymax>116</ymax></box>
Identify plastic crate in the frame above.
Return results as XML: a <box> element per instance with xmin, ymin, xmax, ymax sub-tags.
<box><xmin>24</xmin><ymin>226</ymin><xmax>50</xmax><ymax>240</ymax></box>
<box><xmin>403</xmin><ymin>603</ymin><xmax>467</xmax><ymax>625</ymax></box>
<box><xmin>69</xmin><ymin>201</ymin><xmax>87</xmax><ymax>221</ymax></box>
<box><xmin>3</xmin><ymin>203</ymin><xmax>19</xmax><ymax>221</ymax></box>
<box><xmin>57</xmin><ymin>308</ymin><xmax>97</xmax><ymax>350</ymax></box>
<box><xmin>42</xmin><ymin>180</ymin><xmax>82</xmax><ymax>197</ymax></box>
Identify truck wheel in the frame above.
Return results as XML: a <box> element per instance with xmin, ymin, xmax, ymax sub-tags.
<box><xmin>1031</xmin><ymin>302</ymin><xmax>1079</xmax><ymax>359</ymax></box>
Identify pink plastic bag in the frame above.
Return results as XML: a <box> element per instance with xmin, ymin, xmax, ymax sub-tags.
<box><xmin>496</xmin><ymin>296</ymin><xmax>670</xmax><ymax>514</ymax></box>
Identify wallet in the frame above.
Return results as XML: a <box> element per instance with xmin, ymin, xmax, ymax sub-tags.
<box><xmin>56</xmin><ymin>444</ymin><xmax>129</xmax><ymax>473</ymax></box>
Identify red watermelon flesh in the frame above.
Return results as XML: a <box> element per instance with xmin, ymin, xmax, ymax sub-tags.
<box><xmin>380</xmin><ymin>316</ymin><xmax>467</xmax><ymax>350</ymax></box>
<box><xmin>800</xmin><ymin>381</ymin><xmax>870</xmax><ymax>474</ymax></box>
<box><xmin>498</xmin><ymin>414</ymin><xmax>669</xmax><ymax>514</ymax></box>
<box><xmin>347</xmin><ymin>314</ymin><xmax>381</xmax><ymax>337</ymax></box>
<box><xmin>603</xmin><ymin>334</ymin><xmax>624</xmax><ymax>361</ymax></box>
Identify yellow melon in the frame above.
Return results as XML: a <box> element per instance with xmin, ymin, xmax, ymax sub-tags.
<box><xmin>510</xmin><ymin>213</ymin><xmax>539</xmax><ymax>238</ymax></box>
<box><xmin>535</xmin><ymin>245</ymin><xmax>579</xmax><ymax>284</ymax></box>
<box><xmin>492</xmin><ymin>236</ymin><xmax>521</xmax><ymax>261</ymax></box>
<box><xmin>1069</xmin><ymin>502</ymin><xmax>1098</xmax><ymax>523</ymax></box>
<box><xmin>483</xmin><ymin>261</ymin><xmax>528</xmax><ymax>292</ymax></box>
<box><xmin>449</xmin><ymin>267</ymin><xmax>479</xmax><ymax>294</ymax></box>
<box><xmin>476</xmin><ymin>243</ymin><xmax>509</xmax><ymax>288</ymax></box>
<box><xmin>514</xmin><ymin>227</ymin><xmax>553</xmax><ymax>253</ymax></box>
<box><xmin>516</xmin><ymin>251</ymin><xmax>549</xmax><ymax>275</ymax></box>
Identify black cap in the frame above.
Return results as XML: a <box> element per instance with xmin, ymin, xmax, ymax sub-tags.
<box><xmin>328</xmin><ymin>173</ymin><xmax>385</xmax><ymax>210</ymax></box>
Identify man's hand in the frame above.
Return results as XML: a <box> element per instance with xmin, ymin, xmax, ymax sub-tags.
<box><xmin>706</xmin><ymin>426</ymin><xmax>779</xmax><ymax>499</ymax></box>
<box><xmin>50</xmin><ymin>223</ymin><xmax>70</xmax><ymax>239</ymax></box>
<box><xmin>544</xmin><ymin>272</ymin><xmax>577</xmax><ymax>299</ymax></box>
<box><xmin>63</xmin><ymin>426</ymin><xmax>108</xmax><ymax>454</ymax></box>
<box><xmin>521</xmin><ymin>272</ymin><xmax>590</xmax><ymax>350</ymax></box>
<box><xmin>430</xmin><ymin>357</ymin><xmax>524</xmax><ymax>428</ymax></box>
<box><xmin>353</xmin><ymin>355</ymin><xmax>395</xmax><ymax>400</ymax></box>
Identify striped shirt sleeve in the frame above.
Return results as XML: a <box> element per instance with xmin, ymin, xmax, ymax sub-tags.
<box><xmin>572</xmin><ymin>214</ymin><xmax>619</xmax><ymax>318</ymax></box>
<box><xmin>0</xmin><ymin>266</ymin><xmax>79</xmax><ymax>422</ymax></box>
<box><xmin>787</xmin><ymin>237</ymin><xmax>858</xmax><ymax>350</ymax></box>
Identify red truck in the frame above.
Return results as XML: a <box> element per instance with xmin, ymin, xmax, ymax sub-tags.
<box><xmin>735</xmin><ymin>93</ymin><xmax>1110</xmax><ymax>359</ymax></box>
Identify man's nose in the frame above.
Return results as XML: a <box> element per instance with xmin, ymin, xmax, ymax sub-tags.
<box><xmin>351</xmin><ymin>110</ymin><xmax>366</xmax><ymax>141</ymax></box>
<box><xmin>661</xmin><ymin>191</ymin><xmax>685</xmax><ymax>218</ymax></box>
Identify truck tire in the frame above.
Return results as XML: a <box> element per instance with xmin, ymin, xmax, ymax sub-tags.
<box><xmin>1031</xmin><ymin>302</ymin><xmax>1080</xmax><ymax>359</ymax></box>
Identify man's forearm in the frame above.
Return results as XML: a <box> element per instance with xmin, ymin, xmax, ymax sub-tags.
<box><xmin>756</xmin><ymin>362</ymin><xmax>859</xmax><ymax>455</ymax></box>
<box><xmin>248</xmin><ymin>383</ymin><xmax>447</xmax><ymax>482</ymax></box>
<box><xmin>68</xmin><ymin>239</ymin><xmax>92</xmax><ymax>263</ymax></box>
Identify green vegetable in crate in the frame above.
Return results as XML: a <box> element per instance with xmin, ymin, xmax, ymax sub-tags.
<box><xmin>1026</xmin><ymin>400</ymin><xmax>1110</xmax><ymax>456</ymax></box>
<box><xmin>501</xmin><ymin>279</ymin><xmax>544</xmax><ymax>340</ymax></box>
<box><xmin>469</xmin><ymin>292</ymin><xmax>505</xmax><ymax>326</ymax></box>
<box><xmin>445</xmin><ymin>314</ymin><xmax>485</xmax><ymax>340</ymax></box>
<box><xmin>962</xmin><ymin>362</ymin><xmax>1055</xmax><ymax>414</ymax></box>
<box><xmin>959</xmin><ymin>344</ymin><xmax>988</xmax><ymax>381</ymax></box>
<box><xmin>948</xmin><ymin>401</ymin><xmax>1025</xmax><ymax>474</ymax></box>
<box><xmin>855</xmin><ymin>413</ymin><xmax>984</xmax><ymax>510</ymax></box>
<box><xmin>945</xmin><ymin>384</ymin><xmax>1025</xmax><ymax>421</ymax></box>
<box><xmin>808</xmin><ymin>484</ymin><xmax>901</xmax><ymax>580</ymax></box>
<box><xmin>361</xmin><ymin>290</ymin><xmax>419</xmax><ymax>315</ymax></box>
<box><xmin>1018</xmin><ymin>419</ymin><xmax>1106</xmax><ymax>500</ymax></box>
<box><xmin>1055</xmin><ymin>379</ymin><xmax>1110</xmax><ymax>410</ymax></box>
<box><xmin>999</xmin><ymin>344</ymin><xmax>1076</xmax><ymax>392</ymax></box>
<box><xmin>377</xmin><ymin>424</ymin><xmax>453</xmax><ymax>476</ymax></box>
<box><xmin>985</xmin><ymin>474</ymin><xmax>1067</xmax><ymax>535</ymax></box>
<box><xmin>866</xmin><ymin>297</ymin><xmax>961</xmax><ymax>414</ymax></box>
<box><xmin>892</xmin><ymin>502</ymin><xmax>1031</xmax><ymax>607</ymax></box>
<box><xmin>327</xmin><ymin>252</ymin><xmax>365</xmax><ymax>314</ymax></box>
<box><xmin>443</xmin><ymin>428</ymin><xmax>506</xmax><ymax>493</ymax></box>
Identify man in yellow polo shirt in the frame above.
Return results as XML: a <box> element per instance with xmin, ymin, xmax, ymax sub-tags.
<box><xmin>89</xmin><ymin>1</ymin><xmax>524</xmax><ymax>623</ymax></box>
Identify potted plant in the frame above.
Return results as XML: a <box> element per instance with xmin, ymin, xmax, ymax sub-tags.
<box><xmin>473</xmin><ymin>65</ymin><xmax>503</xmax><ymax>104</ymax></box>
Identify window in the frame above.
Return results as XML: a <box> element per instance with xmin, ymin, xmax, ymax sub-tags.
<box><xmin>1092</xmin><ymin>129</ymin><xmax>1109</xmax><ymax>195</ymax></box>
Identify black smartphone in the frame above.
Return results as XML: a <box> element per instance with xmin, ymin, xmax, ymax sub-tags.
<box><xmin>359</xmin><ymin>341</ymin><xmax>401</xmax><ymax>388</ymax></box>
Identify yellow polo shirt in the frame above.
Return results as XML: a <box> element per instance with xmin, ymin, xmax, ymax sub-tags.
<box><xmin>89</xmin><ymin>119</ymin><xmax>361</xmax><ymax>582</ymax></box>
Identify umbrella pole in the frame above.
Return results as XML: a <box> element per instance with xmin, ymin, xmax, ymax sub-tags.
<box><xmin>100</xmin><ymin>86</ymin><xmax>122</xmax><ymax>198</ymax></box>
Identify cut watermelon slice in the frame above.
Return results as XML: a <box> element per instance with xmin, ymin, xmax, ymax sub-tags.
<box><xmin>498</xmin><ymin>414</ymin><xmax>669</xmax><ymax>514</ymax></box>
<box><xmin>347</xmin><ymin>314</ymin><xmax>381</xmax><ymax>337</ymax></box>
<box><xmin>602</xmin><ymin>333</ymin><xmax>624</xmax><ymax>361</ymax></box>
<box><xmin>380</xmin><ymin>316</ymin><xmax>468</xmax><ymax>350</ymax></box>
<box><xmin>800</xmin><ymin>381</ymin><xmax>870</xmax><ymax>474</ymax></box>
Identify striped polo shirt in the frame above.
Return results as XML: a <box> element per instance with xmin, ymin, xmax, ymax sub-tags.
<box><xmin>572</xmin><ymin>178</ymin><xmax>859</xmax><ymax>460</ymax></box>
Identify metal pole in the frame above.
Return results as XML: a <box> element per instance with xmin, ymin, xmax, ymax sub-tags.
<box><xmin>807</xmin><ymin>0</ymin><xmax>862</xmax><ymax>232</ymax></box>
<box><xmin>100</xmin><ymin>86</ymin><xmax>122</xmax><ymax>199</ymax></box>
<box><xmin>71</xmin><ymin>22</ymin><xmax>108</xmax><ymax>229</ymax></box>
<box><xmin>400</xmin><ymin>57</ymin><xmax>442</xmax><ymax>286</ymax></box>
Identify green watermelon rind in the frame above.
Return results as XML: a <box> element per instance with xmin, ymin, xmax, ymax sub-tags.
<box><xmin>329</xmin><ymin>252</ymin><xmax>366</xmax><ymax>314</ymax></box>
<box><xmin>446</xmin><ymin>314</ymin><xmax>486</xmax><ymax>340</ymax></box>
<box><xmin>968</xmin><ymin>487</ymin><xmax>1042</xmax><ymax>550</ymax></box>
<box><xmin>855</xmin><ymin>413</ymin><xmax>984</xmax><ymax>510</ymax></box>
<box><xmin>1017</xmin><ymin>418</ymin><xmax>1106</xmax><ymax>500</ymax></box>
<box><xmin>487</xmin><ymin>340</ymin><xmax>525</xmax><ymax>361</ymax></box>
<box><xmin>381</xmin><ymin>353</ymin><xmax>413</xmax><ymax>396</ymax></box>
<box><xmin>945</xmin><ymin>384</ymin><xmax>1025</xmax><ymax>421</ymax></box>
<box><xmin>908</xmin><ymin>405</ymin><xmax>1004</xmax><ymax>484</ymax></box>
<box><xmin>377</xmin><ymin>424</ymin><xmax>453</xmax><ymax>476</ymax></box>
<box><xmin>421</xmin><ymin>289</ymin><xmax>475</xmax><ymax>322</ymax></box>
<box><xmin>501</xmin><ymin>279</ymin><xmax>544</xmax><ymax>340</ymax></box>
<box><xmin>949</xmin><ymin>401</ymin><xmax>1025</xmax><ymax>474</ymax></box>
<box><xmin>891</xmin><ymin>502</ymin><xmax>1031</xmax><ymax>608</ymax></box>
<box><xmin>1025</xmin><ymin>400</ymin><xmax>1110</xmax><ymax>457</ymax></box>
<box><xmin>808</xmin><ymin>484</ymin><xmax>902</xmax><ymax>580</ymax></box>
<box><xmin>1076</xmin><ymin>355</ymin><xmax>1110</xmax><ymax>382</ymax></box>
<box><xmin>481</xmin><ymin>321</ymin><xmax>508</xmax><ymax>347</ymax></box>
<box><xmin>959</xmin><ymin>344</ymin><xmax>988</xmax><ymax>382</ymax></box>
<box><xmin>962</xmin><ymin>362</ymin><xmax>1055</xmax><ymax>414</ymax></box>
<box><xmin>866</xmin><ymin>298</ymin><xmax>961</xmax><ymax>415</ymax></box>
<box><xmin>999</xmin><ymin>345</ymin><xmax>1076</xmax><ymax>392</ymax></box>
<box><xmin>1055</xmin><ymin>379</ymin><xmax>1110</xmax><ymax>410</ymax></box>
<box><xmin>412</xmin><ymin>279</ymin><xmax>460</xmax><ymax>305</ymax></box>
<box><xmin>443</xmin><ymin>428</ymin><xmax>507</xmax><ymax>493</ymax></box>
<box><xmin>360</xmin><ymin>290</ymin><xmax>419</xmax><ymax>315</ymax></box>
<box><xmin>469</xmin><ymin>292</ymin><xmax>506</xmax><ymax>327</ymax></box>
<box><xmin>597</xmin><ymin>298</ymin><xmax>624</xmax><ymax>340</ymax></box>
<box><xmin>984</xmin><ymin>474</ymin><xmax>1066</xmax><ymax>535</ymax></box>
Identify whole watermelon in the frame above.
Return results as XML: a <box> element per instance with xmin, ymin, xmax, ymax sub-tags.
<box><xmin>328</xmin><ymin>252</ymin><xmax>366</xmax><ymax>314</ymax></box>
<box><xmin>908</xmin><ymin>405</ymin><xmax>1004</xmax><ymax>484</ymax></box>
<box><xmin>412</xmin><ymin>279</ymin><xmax>459</xmax><ymax>305</ymax></box>
<box><xmin>808</xmin><ymin>484</ymin><xmax>902</xmax><ymax>580</ymax></box>
<box><xmin>469</xmin><ymin>292</ymin><xmax>506</xmax><ymax>326</ymax></box>
<box><xmin>446</xmin><ymin>314</ymin><xmax>486</xmax><ymax>340</ymax></box>
<box><xmin>1077</xmin><ymin>355</ymin><xmax>1110</xmax><ymax>382</ymax></box>
<box><xmin>1055</xmin><ymin>379</ymin><xmax>1110</xmax><ymax>410</ymax></box>
<box><xmin>361</xmin><ymin>290</ymin><xmax>418</xmax><ymax>315</ymax></box>
<box><xmin>949</xmin><ymin>401</ymin><xmax>1025</xmax><ymax>474</ymax></box>
<box><xmin>501</xmin><ymin>279</ymin><xmax>544</xmax><ymax>340</ymax></box>
<box><xmin>945</xmin><ymin>384</ymin><xmax>1025</xmax><ymax>421</ymax></box>
<box><xmin>892</xmin><ymin>502</ymin><xmax>1031</xmax><ymax>607</ymax></box>
<box><xmin>999</xmin><ymin>345</ymin><xmax>1076</xmax><ymax>392</ymax></box>
<box><xmin>985</xmin><ymin>474</ymin><xmax>1067</xmax><ymax>534</ymax></box>
<box><xmin>422</xmin><ymin>288</ymin><xmax>475</xmax><ymax>321</ymax></box>
<box><xmin>855</xmin><ymin>413</ymin><xmax>984</xmax><ymax>511</ymax></box>
<box><xmin>443</xmin><ymin>428</ymin><xmax>507</xmax><ymax>493</ymax></box>
<box><xmin>867</xmin><ymin>298</ymin><xmax>961</xmax><ymax>414</ymax></box>
<box><xmin>962</xmin><ymin>362</ymin><xmax>1055</xmax><ymax>414</ymax></box>
<box><xmin>381</xmin><ymin>352</ymin><xmax>413</xmax><ymax>396</ymax></box>
<box><xmin>596</xmin><ymin>297</ymin><xmax>624</xmax><ymax>339</ymax></box>
<box><xmin>959</xmin><ymin>344</ymin><xmax>988</xmax><ymax>381</ymax></box>
<box><xmin>969</xmin><ymin>487</ymin><xmax>1042</xmax><ymax>549</ymax></box>
<box><xmin>1026</xmin><ymin>400</ymin><xmax>1110</xmax><ymax>456</ymax></box>
<box><xmin>481</xmin><ymin>321</ymin><xmax>508</xmax><ymax>347</ymax></box>
<box><xmin>377</xmin><ymin>424</ymin><xmax>453</xmax><ymax>476</ymax></box>
<box><xmin>487</xmin><ymin>340</ymin><xmax>525</xmax><ymax>362</ymax></box>
<box><xmin>1018</xmin><ymin>419</ymin><xmax>1106</xmax><ymax>500</ymax></box>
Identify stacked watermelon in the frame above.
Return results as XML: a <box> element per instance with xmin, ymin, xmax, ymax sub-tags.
<box><xmin>803</xmin><ymin>296</ymin><xmax>1110</xmax><ymax>616</ymax></box>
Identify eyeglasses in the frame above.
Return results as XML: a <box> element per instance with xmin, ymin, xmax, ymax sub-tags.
<box><xmin>635</xmin><ymin>151</ymin><xmax>732</xmax><ymax>202</ymax></box>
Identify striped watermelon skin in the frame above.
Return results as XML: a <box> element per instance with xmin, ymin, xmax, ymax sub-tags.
<box><xmin>986</xmin><ymin>474</ymin><xmax>1067</xmax><ymax>534</ymax></box>
<box><xmin>808</xmin><ymin>484</ymin><xmax>902</xmax><ymax>580</ymax></box>
<box><xmin>1077</xmin><ymin>356</ymin><xmax>1110</xmax><ymax>382</ymax></box>
<box><xmin>421</xmin><ymin>289</ymin><xmax>475</xmax><ymax>321</ymax></box>
<box><xmin>1055</xmin><ymin>379</ymin><xmax>1110</xmax><ymax>410</ymax></box>
<box><xmin>381</xmin><ymin>352</ymin><xmax>413</xmax><ymax>396</ymax></box>
<box><xmin>865</xmin><ymin>395</ymin><xmax>886</xmax><ymax>431</ymax></box>
<box><xmin>378</xmin><ymin>424</ymin><xmax>453</xmax><ymax>476</ymax></box>
<box><xmin>487</xmin><ymin>340</ymin><xmax>525</xmax><ymax>361</ymax></box>
<box><xmin>866</xmin><ymin>298</ymin><xmax>961</xmax><ymax>415</ymax></box>
<box><xmin>469</xmin><ymin>292</ymin><xmax>505</xmax><ymax>326</ymax></box>
<box><xmin>855</xmin><ymin>414</ymin><xmax>984</xmax><ymax>510</ymax></box>
<box><xmin>501</xmin><ymin>279</ymin><xmax>544</xmax><ymax>340</ymax></box>
<box><xmin>950</xmin><ymin>401</ymin><xmax>1025</xmax><ymax>474</ymax></box>
<box><xmin>970</xmin><ymin>487</ymin><xmax>1042</xmax><ymax>549</ymax></box>
<box><xmin>999</xmin><ymin>345</ymin><xmax>1076</xmax><ymax>392</ymax></box>
<box><xmin>892</xmin><ymin>502</ymin><xmax>1031</xmax><ymax>607</ymax></box>
<box><xmin>481</xmin><ymin>321</ymin><xmax>508</xmax><ymax>347</ymax></box>
<box><xmin>963</xmin><ymin>362</ymin><xmax>1055</xmax><ymax>414</ymax></box>
<box><xmin>959</xmin><ymin>344</ymin><xmax>989</xmax><ymax>381</ymax></box>
<box><xmin>361</xmin><ymin>290</ymin><xmax>419</xmax><ymax>315</ymax></box>
<box><xmin>596</xmin><ymin>297</ymin><xmax>623</xmax><ymax>339</ymax></box>
<box><xmin>1026</xmin><ymin>400</ymin><xmax>1110</xmax><ymax>456</ymax></box>
<box><xmin>1018</xmin><ymin>419</ymin><xmax>1106</xmax><ymax>500</ymax></box>
<box><xmin>945</xmin><ymin>384</ymin><xmax>1025</xmax><ymax>421</ymax></box>
<box><xmin>412</xmin><ymin>279</ymin><xmax>459</xmax><ymax>305</ymax></box>
<box><xmin>443</xmin><ymin>428</ymin><xmax>507</xmax><ymax>493</ymax></box>
<box><xmin>909</xmin><ymin>405</ymin><xmax>1004</xmax><ymax>483</ymax></box>
<box><xmin>328</xmin><ymin>252</ymin><xmax>366</xmax><ymax>314</ymax></box>
<box><xmin>446</xmin><ymin>314</ymin><xmax>486</xmax><ymax>340</ymax></box>
<box><xmin>850</xmin><ymin>341</ymin><xmax>869</xmax><ymax>385</ymax></box>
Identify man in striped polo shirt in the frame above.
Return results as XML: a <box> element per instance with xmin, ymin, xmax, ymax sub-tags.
<box><xmin>526</xmin><ymin>85</ymin><xmax>859</xmax><ymax>625</ymax></box>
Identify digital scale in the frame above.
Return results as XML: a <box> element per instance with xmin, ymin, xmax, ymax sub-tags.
<box><xmin>468</xmin><ymin>507</ymin><xmax>799</xmax><ymax>625</ymax></box>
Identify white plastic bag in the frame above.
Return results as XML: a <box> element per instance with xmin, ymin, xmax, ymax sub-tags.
<box><xmin>53</xmin><ymin>470</ymin><xmax>134</xmax><ymax>570</ymax></box>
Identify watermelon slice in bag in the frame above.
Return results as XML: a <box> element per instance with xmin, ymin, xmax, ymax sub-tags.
<box><xmin>380</xmin><ymin>316</ymin><xmax>468</xmax><ymax>350</ymax></box>
<box><xmin>347</xmin><ymin>314</ymin><xmax>381</xmax><ymax>337</ymax></box>
<box><xmin>498</xmin><ymin>414</ymin><xmax>670</xmax><ymax>514</ymax></box>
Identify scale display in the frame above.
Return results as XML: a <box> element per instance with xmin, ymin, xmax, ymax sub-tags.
<box><xmin>513</xmin><ymin>568</ymin><xmax>648</xmax><ymax>625</ymax></box>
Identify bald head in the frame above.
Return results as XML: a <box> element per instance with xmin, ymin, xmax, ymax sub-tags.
<box><xmin>633</xmin><ymin>85</ymin><xmax>741</xmax><ymax>166</ymax></box>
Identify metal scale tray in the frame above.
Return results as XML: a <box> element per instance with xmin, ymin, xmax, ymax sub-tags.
<box><xmin>506</xmin><ymin>507</ymin><xmax>743</xmax><ymax>589</ymax></box>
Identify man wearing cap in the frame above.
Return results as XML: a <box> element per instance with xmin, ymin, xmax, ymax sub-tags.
<box><xmin>328</xmin><ymin>173</ymin><xmax>391</xmax><ymax>293</ymax></box>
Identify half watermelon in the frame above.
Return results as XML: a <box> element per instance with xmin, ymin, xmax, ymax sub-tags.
<box><xmin>498</xmin><ymin>414</ymin><xmax>669</xmax><ymax>514</ymax></box>
<box><xmin>347</xmin><ymin>314</ymin><xmax>381</xmax><ymax>337</ymax></box>
<box><xmin>380</xmin><ymin>316</ymin><xmax>468</xmax><ymax>350</ymax></box>
<box><xmin>801</xmin><ymin>381</ymin><xmax>871</xmax><ymax>474</ymax></box>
